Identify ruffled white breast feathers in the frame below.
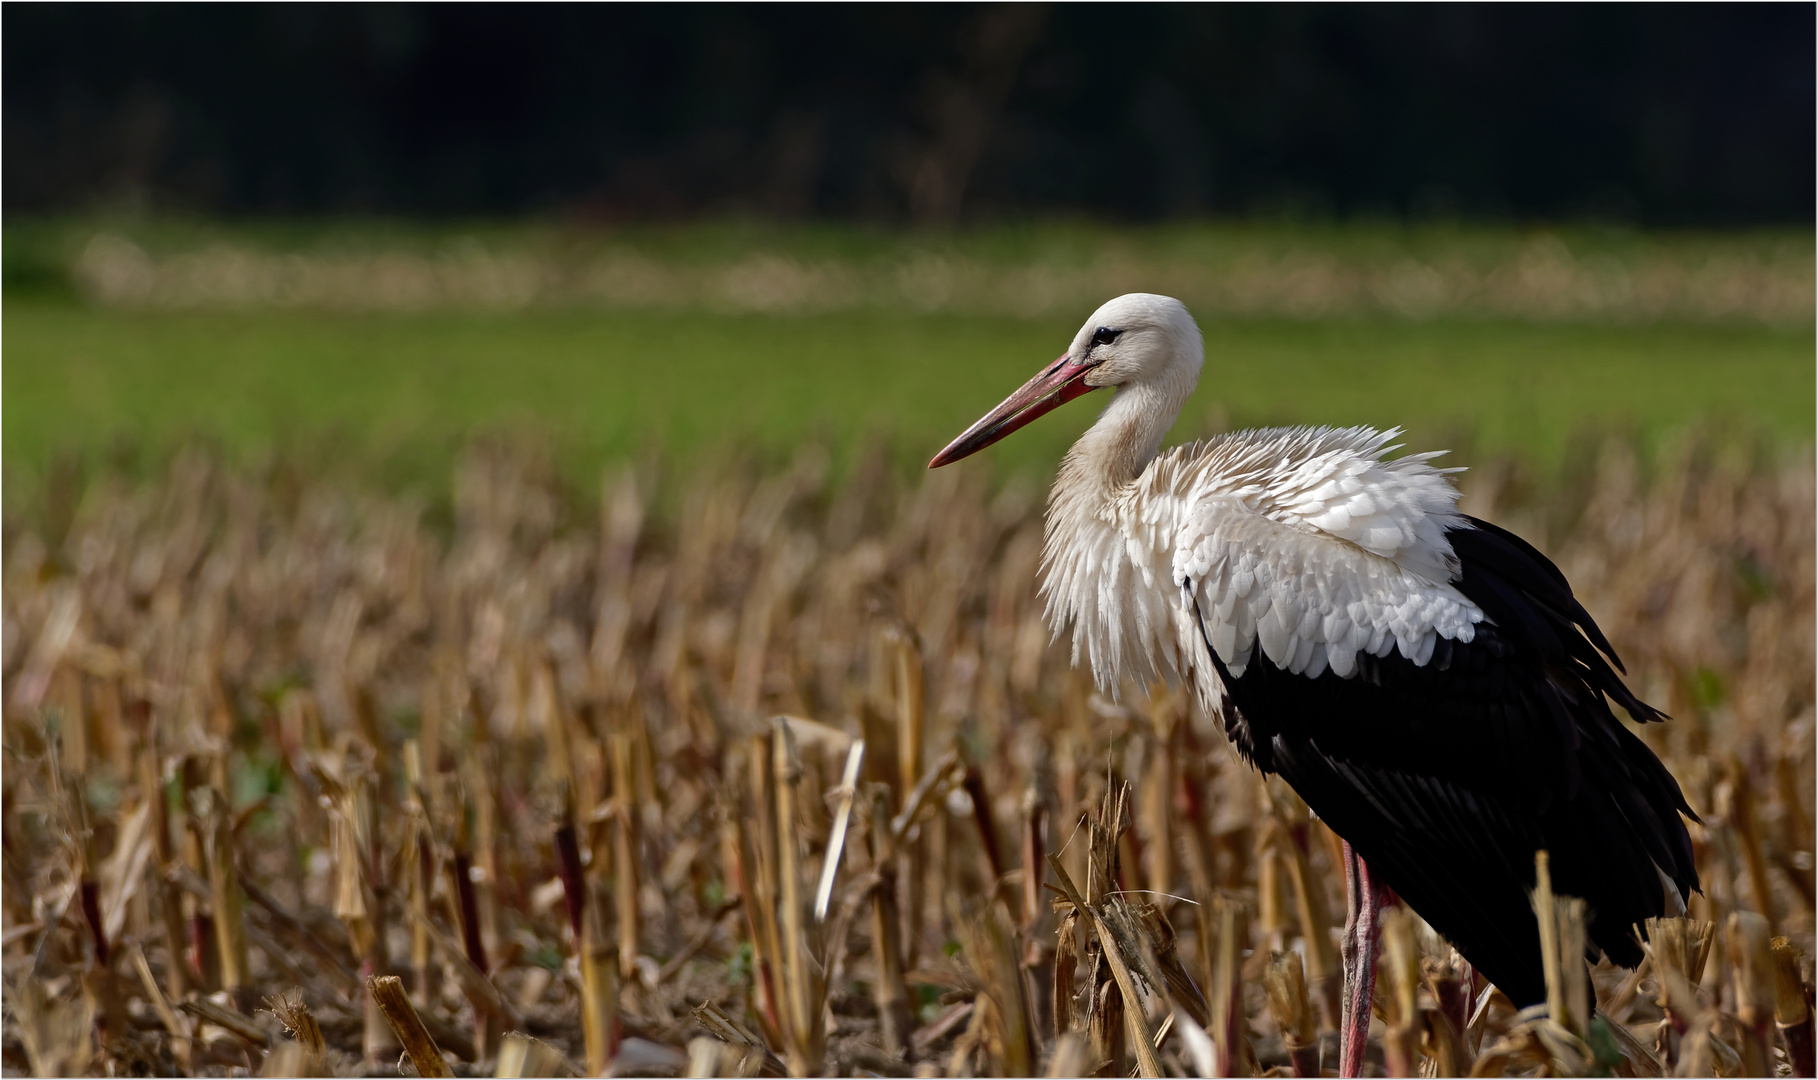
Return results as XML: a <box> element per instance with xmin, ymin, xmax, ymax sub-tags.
<box><xmin>1040</xmin><ymin>491</ymin><xmax>1184</xmax><ymax>692</ymax></box>
<box><xmin>1043</xmin><ymin>425</ymin><xmax>1485</xmax><ymax>694</ymax></box>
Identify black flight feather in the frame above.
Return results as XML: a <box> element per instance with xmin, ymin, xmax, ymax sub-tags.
<box><xmin>1202</xmin><ymin>517</ymin><xmax>1698</xmax><ymax>1007</ymax></box>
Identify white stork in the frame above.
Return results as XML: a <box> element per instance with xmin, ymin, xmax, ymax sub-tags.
<box><xmin>930</xmin><ymin>293</ymin><xmax>1698</xmax><ymax>1075</ymax></box>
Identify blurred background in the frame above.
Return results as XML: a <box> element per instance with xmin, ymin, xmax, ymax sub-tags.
<box><xmin>7</xmin><ymin>5</ymin><xmax>1813</xmax><ymax>222</ymax></box>
<box><xmin>3</xmin><ymin>8</ymin><xmax>1815</xmax><ymax>1077</ymax></box>
<box><xmin>3</xmin><ymin>3</ymin><xmax>1813</xmax><ymax>487</ymax></box>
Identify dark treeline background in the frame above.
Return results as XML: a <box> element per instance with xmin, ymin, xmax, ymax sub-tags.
<box><xmin>6</xmin><ymin>4</ymin><xmax>1812</xmax><ymax>225</ymax></box>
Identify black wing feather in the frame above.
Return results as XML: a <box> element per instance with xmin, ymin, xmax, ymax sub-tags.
<box><xmin>1206</xmin><ymin>516</ymin><xmax>1698</xmax><ymax>1007</ymax></box>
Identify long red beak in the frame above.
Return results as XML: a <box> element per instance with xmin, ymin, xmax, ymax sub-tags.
<box><xmin>928</xmin><ymin>353</ymin><xmax>1099</xmax><ymax>468</ymax></box>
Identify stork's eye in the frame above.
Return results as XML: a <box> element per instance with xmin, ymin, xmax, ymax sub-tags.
<box><xmin>1091</xmin><ymin>327</ymin><xmax>1122</xmax><ymax>347</ymax></box>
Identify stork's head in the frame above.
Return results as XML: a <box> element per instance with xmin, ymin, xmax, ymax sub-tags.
<box><xmin>929</xmin><ymin>293</ymin><xmax>1203</xmax><ymax>468</ymax></box>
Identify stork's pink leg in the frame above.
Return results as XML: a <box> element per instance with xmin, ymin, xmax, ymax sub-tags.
<box><xmin>1338</xmin><ymin>841</ymin><xmax>1385</xmax><ymax>1078</ymax></box>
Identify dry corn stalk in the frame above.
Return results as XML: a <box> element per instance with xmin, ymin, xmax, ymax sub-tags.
<box><xmin>1727</xmin><ymin>911</ymin><xmax>1775</xmax><ymax>1076</ymax></box>
<box><xmin>1263</xmin><ymin>951</ymin><xmax>1318</xmax><ymax>1077</ymax></box>
<box><xmin>812</xmin><ymin>739</ymin><xmax>865</xmax><ymax>922</ymax></box>
<box><xmin>1087</xmin><ymin>975</ymin><xmax>1127</xmax><ymax>1078</ymax></box>
<box><xmin>192</xmin><ymin>783</ymin><xmax>248</xmax><ymax>994</ymax></box>
<box><xmin>1378</xmin><ymin>906</ymin><xmax>1421</xmax><ymax>1077</ymax></box>
<box><xmin>369</xmin><ymin>975</ymin><xmax>453</xmax><ymax>1078</ymax></box>
<box><xmin>1773</xmin><ymin>936</ymin><xmax>1816</xmax><ymax>1077</ymax></box>
<box><xmin>865</xmin><ymin>785</ymin><xmax>914</xmax><ymax>1060</ymax></box>
<box><xmin>1053</xmin><ymin>904</ymin><xmax>1082</xmax><ymax>1040</ymax></box>
<box><xmin>1530</xmin><ymin>850</ymin><xmax>1590</xmax><ymax>1040</ymax></box>
<box><xmin>1726</xmin><ymin>756</ymin><xmax>1779</xmax><ymax>935</ymax></box>
<box><xmin>692</xmin><ymin>1001</ymin><xmax>787</xmax><ymax>1077</ymax></box>
<box><xmin>139</xmin><ymin>742</ymin><xmax>191</xmax><ymax>1008</ymax></box>
<box><xmin>1136</xmin><ymin>901</ymin><xmax>1209</xmax><ymax>1027</ymax></box>
<box><xmin>1644</xmin><ymin>916</ymin><xmax>1718</xmax><ymax>1070</ymax></box>
<box><xmin>1420</xmin><ymin>954</ymin><xmax>1472</xmax><ymax>1077</ymax></box>
<box><xmin>1264</xmin><ymin>783</ymin><xmax>1339</xmax><ymax>1033</ymax></box>
<box><xmin>609</xmin><ymin>729</ymin><xmax>642</xmax><ymax>984</ymax></box>
<box><xmin>401</xmin><ymin>739</ymin><xmax>441</xmax><ymax>1005</ymax></box>
<box><xmin>318</xmin><ymin>754</ymin><xmax>397</xmax><ymax>1063</ymax></box>
<box><xmin>887</xmin><ymin>624</ymin><xmax>925</xmax><ymax>978</ymax></box>
<box><xmin>725</xmin><ymin>769</ymin><xmax>786</xmax><ymax>1050</ymax></box>
<box><xmin>1048</xmin><ymin>851</ymin><xmax>1164</xmax><ymax>1078</ymax></box>
<box><xmin>263</xmin><ymin>990</ymin><xmax>325</xmax><ymax>1074</ymax></box>
<box><xmin>770</xmin><ymin>717</ymin><xmax>825</xmax><ymax>1076</ymax></box>
<box><xmin>131</xmin><ymin>943</ymin><xmax>192</xmax><ymax>1073</ymax></box>
<box><xmin>1204</xmin><ymin>894</ymin><xmax>1255</xmax><ymax>1077</ymax></box>
<box><xmin>579</xmin><ymin>886</ymin><xmax>621</xmax><ymax>1076</ymax></box>
<box><xmin>179</xmin><ymin>994</ymin><xmax>270</xmax><ymax>1052</ymax></box>
<box><xmin>960</xmin><ymin>900</ymin><xmax>1037</xmax><ymax>1075</ymax></box>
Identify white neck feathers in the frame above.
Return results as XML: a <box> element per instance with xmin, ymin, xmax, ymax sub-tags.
<box><xmin>1040</xmin><ymin>378</ymin><xmax>1199</xmax><ymax>692</ymax></box>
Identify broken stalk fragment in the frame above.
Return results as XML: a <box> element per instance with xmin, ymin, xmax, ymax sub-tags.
<box><xmin>369</xmin><ymin>975</ymin><xmax>453</xmax><ymax>1078</ymax></box>
<box><xmin>1773</xmin><ymin>936</ymin><xmax>1815</xmax><ymax>1077</ymax></box>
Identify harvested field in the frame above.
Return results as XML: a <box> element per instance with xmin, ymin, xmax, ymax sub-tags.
<box><xmin>2</xmin><ymin>433</ymin><xmax>1813</xmax><ymax>1077</ymax></box>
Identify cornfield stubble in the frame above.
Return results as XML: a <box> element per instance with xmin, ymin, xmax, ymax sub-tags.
<box><xmin>1</xmin><ymin>426</ymin><xmax>1812</xmax><ymax>1076</ymax></box>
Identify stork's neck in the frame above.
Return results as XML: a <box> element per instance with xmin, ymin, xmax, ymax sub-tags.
<box><xmin>1041</xmin><ymin>375</ymin><xmax>1196</xmax><ymax>694</ymax></box>
<box><xmin>1054</xmin><ymin>379</ymin><xmax>1189</xmax><ymax>511</ymax></box>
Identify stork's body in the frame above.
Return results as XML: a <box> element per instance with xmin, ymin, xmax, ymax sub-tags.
<box><xmin>931</xmin><ymin>294</ymin><xmax>1698</xmax><ymax>1074</ymax></box>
